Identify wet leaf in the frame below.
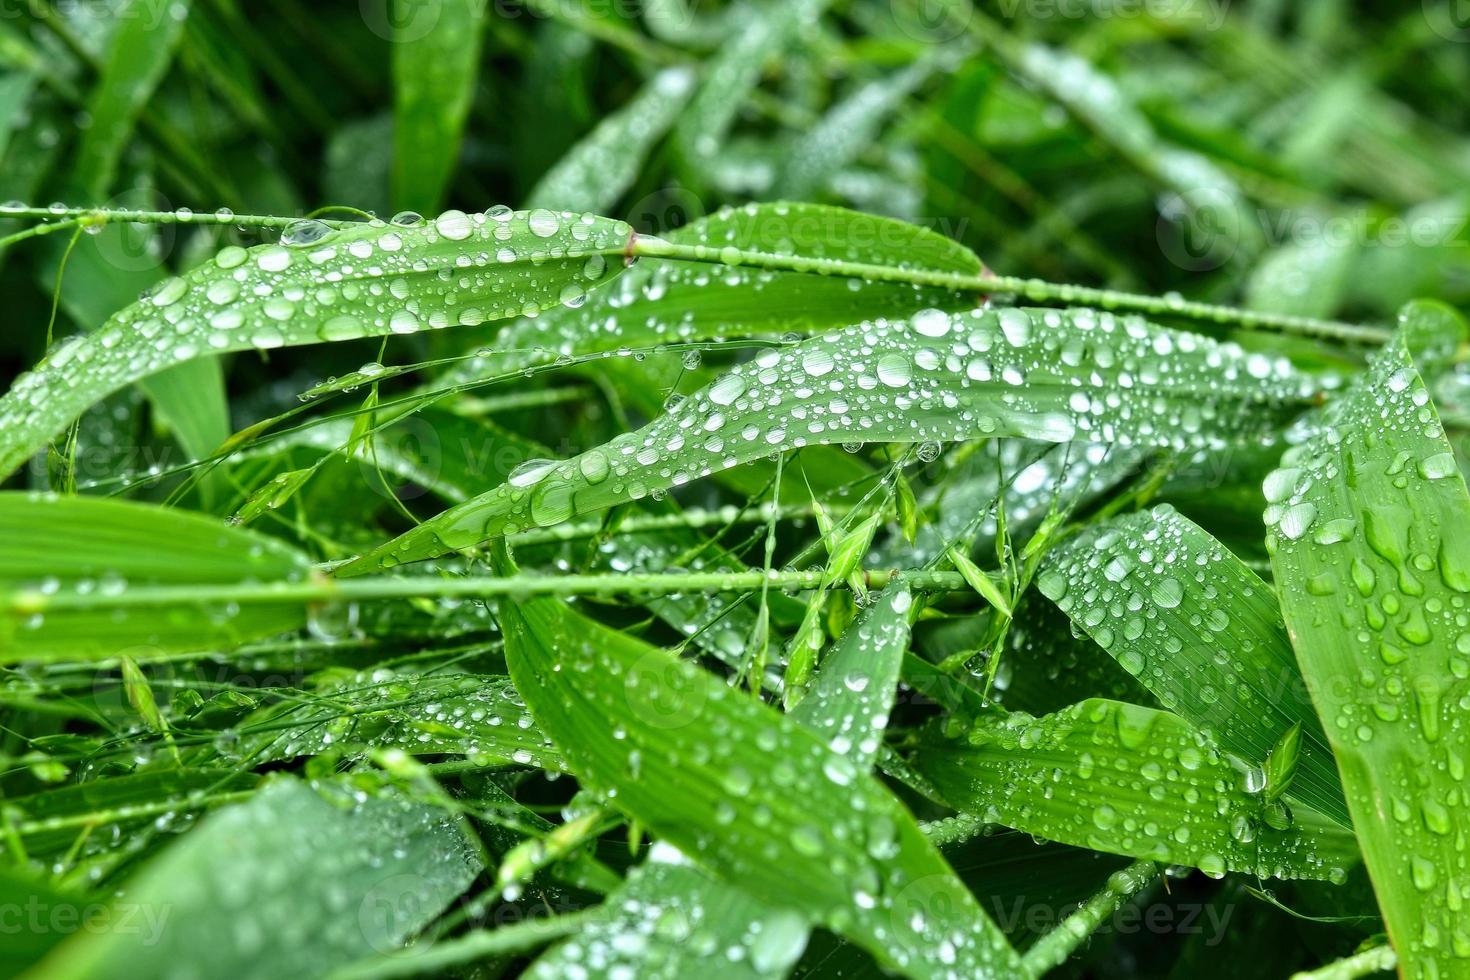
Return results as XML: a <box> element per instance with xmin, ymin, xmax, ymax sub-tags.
<box><xmin>349</xmin><ymin>306</ymin><xmax>1316</xmax><ymax>572</ymax></box>
<box><xmin>1264</xmin><ymin>302</ymin><xmax>1470</xmax><ymax>977</ymax></box>
<box><xmin>914</xmin><ymin>699</ymin><xmax>1358</xmax><ymax>882</ymax></box>
<box><xmin>0</xmin><ymin>209</ymin><xmax>632</xmax><ymax>478</ymax></box>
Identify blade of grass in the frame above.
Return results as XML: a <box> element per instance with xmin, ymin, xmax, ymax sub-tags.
<box><xmin>1264</xmin><ymin>302</ymin><xmax>1470</xmax><ymax>977</ymax></box>
<box><xmin>346</xmin><ymin>305</ymin><xmax>1317</xmax><ymax>573</ymax></box>
<box><xmin>0</xmin><ymin>208</ymin><xmax>633</xmax><ymax>478</ymax></box>
<box><xmin>913</xmin><ymin>699</ymin><xmax>1359</xmax><ymax>881</ymax></box>
<box><xmin>391</xmin><ymin>0</ymin><xmax>485</xmax><ymax>214</ymax></box>
<box><xmin>1038</xmin><ymin>505</ymin><xmax>1350</xmax><ymax>826</ymax></box>
<box><xmin>36</xmin><ymin>778</ymin><xmax>480</xmax><ymax>979</ymax></box>
<box><xmin>0</xmin><ymin>493</ymin><xmax>313</xmax><ymax>661</ymax></box>
<box><xmin>499</xmin><ymin>580</ymin><xmax>1025</xmax><ymax>978</ymax></box>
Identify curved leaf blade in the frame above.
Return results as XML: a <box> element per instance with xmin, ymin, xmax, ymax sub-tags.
<box><xmin>1264</xmin><ymin>303</ymin><xmax>1470</xmax><ymax>977</ymax></box>
<box><xmin>348</xmin><ymin>307</ymin><xmax>1316</xmax><ymax>572</ymax></box>
<box><xmin>0</xmin><ymin>209</ymin><xmax>632</xmax><ymax>478</ymax></box>
<box><xmin>1038</xmin><ymin>505</ymin><xmax>1349</xmax><ymax>826</ymax></box>
<box><xmin>0</xmin><ymin>493</ymin><xmax>313</xmax><ymax>661</ymax></box>
<box><xmin>914</xmin><ymin>699</ymin><xmax>1357</xmax><ymax>881</ymax></box>
<box><xmin>37</xmin><ymin>779</ymin><xmax>480</xmax><ymax>979</ymax></box>
<box><xmin>501</xmin><ymin>587</ymin><xmax>1024</xmax><ymax>979</ymax></box>
<box><xmin>391</xmin><ymin>0</ymin><xmax>485</xmax><ymax>213</ymax></box>
<box><xmin>526</xmin><ymin>66</ymin><xmax>697</xmax><ymax>214</ymax></box>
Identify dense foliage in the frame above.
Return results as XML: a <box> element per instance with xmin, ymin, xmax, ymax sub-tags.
<box><xmin>2</xmin><ymin>1</ymin><xmax>1469</xmax><ymax>978</ymax></box>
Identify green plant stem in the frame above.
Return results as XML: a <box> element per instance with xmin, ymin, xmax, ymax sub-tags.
<box><xmin>326</xmin><ymin>910</ymin><xmax>600</xmax><ymax>980</ymax></box>
<box><xmin>0</xmin><ymin>204</ymin><xmax>1387</xmax><ymax>343</ymax></box>
<box><xmin>1289</xmin><ymin>944</ymin><xmax>1397</xmax><ymax>980</ymax></box>
<box><xmin>1022</xmin><ymin>860</ymin><xmax>1158</xmax><ymax>977</ymax></box>
<box><xmin>11</xmin><ymin>569</ymin><xmax>971</xmax><ymax>615</ymax></box>
<box><xmin>0</xmin><ymin>204</ymin><xmax>340</xmax><ymax>231</ymax></box>
<box><xmin>630</xmin><ymin>236</ymin><xmax>1389</xmax><ymax>344</ymax></box>
<box><xmin>13</xmin><ymin>790</ymin><xmax>256</xmax><ymax>838</ymax></box>
<box><xmin>510</xmin><ymin>501</ymin><xmax>837</xmax><ymax>545</ymax></box>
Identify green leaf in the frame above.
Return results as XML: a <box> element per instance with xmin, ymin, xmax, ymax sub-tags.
<box><xmin>8</xmin><ymin>769</ymin><xmax>259</xmax><ymax>857</ymax></box>
<box><xmin>948</xmin><ymin>546</ymin><xmax>1012</xmax><ymax>618</ymax></box>
<box><xmin>1037</xmin><ymin>505</ymin><xmax>1349</xmax><ymax>826</ymax></box>
<box><xmin>235</xmin><ymin>669</ymin><xmax>561</xmax><ymax>771</ymax></box>
<box><xmin>529</xmin><ymin>582</ymin><xmax>912</xmax><ymax>978</ymax></box>
<box><xmin>391</xmin><ymin>0</ymin><xmax>485</xmax><ymax>213</ymax></box>
<box><xmin>673</xmin><ymin>1</ymin><xmax>822</xmax><ymax>175</ymax></box>
<box><xmin>37</xmin><ymin>779</ymin><xmax>480</xmax><ymax>979</ymax></box>
<box><xmin>433</xmin><ymin>201</ymin><xmax>987</xmax><ymax>393</ymax></box>
<box><xmin>913</xmin><ymin>699</ymin><xmax>1358</xmax><ymax>881</ymax></box>
<box><xmin>789</xmin><ymin>579</ymin><xmax>911</xmax><ymax>766</ymax></box>
<box><xmin>528</xmin><ymin>847</ymin><xmax>807</xmax><ymax>979</ymax></box>
<box><xmin>526</xmin><ymin>66</ymin><xmax>696</xmax><ymax>214</ymax></box>
<box><xmin>1263</xmin><ymin>303</ymin><xmax>1470</xmax><ymax>978</ymax></box>
<box><xmin>500</xmin><ymin>588</ymin><xmax>1024</xmax><ymax>978</ymax></box>
<box><xmin>347</xmin><ymin>306</ymin><xmax>1316</xmax><ymax>572</ymax></box>
<box><xmin>0</xmin><ymin>209</ymin><xmax>632</xmax><ymax>478</ymax></box>
<box><xmin>1265</xmin><ymin>721</ymin><xmax>1303</xmax><ymax>805</ymax></box>
<box><xmin>0</xmin><ymin>493</ymin><xmax>313</xmax><ymax>661</ymax></box>
<box><xmin>777</xmin><ymin>54</ymin><xmax>943</xmax><ymax>201</ymax></box>
<box><xmin>71</xmin><ymin>0</ymin><xmax>191</xmax><ymax>200</ymax></box>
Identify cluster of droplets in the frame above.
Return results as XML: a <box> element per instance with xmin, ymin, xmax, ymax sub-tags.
<box><xmin>0</xmin><ymin>207</ymin><xmax>630</xmax><ymax>477</ymax></box>
<box><xmin>371</xmin><ymin>304</ymin><xmax>1315</xmax><ymax>567</ymax></box>
<box><xmin>528</xmin><ymin>843</ymin><xmax>809</xmax><ymax>979</ymax></box>
<box><xmin>435</xmin><ymin>201</ymin><xmax>972</xmax><ymax>394</ymax></box>
<box><xmin>529</xmin><ymin>616</ymin><xmax>1017</xmax><ymax>978</ymax></box>
<box><xmin>1035</xmin><ymin>504</ymin><xmax>1345</xmax><ymax>822</ymax></box>
<box><xmin>244</xmin><ymin>670</ymin><xmax>557</xmax><ymax>770</ymax></box>
<box><xmin>934</xmin><ymin>699</ymin><xmax>1351</xmax><ymax>882</ymax></box>
<box><xmin>1262</xmin><ymin>338</ymin><xmax>1470</xmax><ymax>963</ymax></box>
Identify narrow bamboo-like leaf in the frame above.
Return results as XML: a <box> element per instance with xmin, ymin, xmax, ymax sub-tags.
<box><xmin>0</xmin><ymin>493</ymin><xmax>313</xmax><ymax>661</ymax></box>
<box><xmin>500</xmin><ymin>590</ymin><xmax>1024</xmax><ymax>978</ymax></box>
<box><xmin>526</xmin><ymin>67</ymin><xmax>696</xmax><ymax>213</ymax></box>
<box><xmin>1037</xmin><ymin>505</ymin><xmax>1349</xmax><ymax>826</ymax></box>
<box><xmin>235</xmin><ymin>669</ymin><xmax>561</xmax><ymax>771</ymax></box>
<box><xmin>948</xmin><ymin>546</ymin><xmax>1012</xmax><ymax>618</ymax></box>
<box><xmin>38</xmin><ymin>779</ymin><xmax>480</xmax><ymax>979</ymax></box>
<box><xmin>348</xmin><ymin>307</ymin><xmax>1316</xmax><ymax>572</ymax></box>
<box><xmin>0</xmin><ymin>209</ymin><xmax>632</xmax><ymax>478</ymax></box>
<box><xmin>71</xmin><ymin>0</ymin><xmax>190</xmax><ymax>199</ymax></box>
<box><xmin>9</xmin><ymin>769</ymin><xmax>258</xmax><ymax>857</ymax></box>
<box><xmin>789</xmin><ymin>580</ymin><xmax>911</xmax><ymax>766</ymax></box>
<box><xmin>529</xmin><ymin>843</ymin><xmax>807</xmax><ymax>980</ymax></box>
<box><xmin>391</xmin><ymin>0</ymin><xmax>485</xmax><ymax>213</ymax></box>
<box><xmin>673</xmin><ymin>1</ymin><xmax>823</xmax><ymax>173</ymax></box>
<box><xmin>529</xmin><ymin>585</ymin><xmax>912</xmax><ymax>978</ymax></box>
<box><xmin>914</xmin><ymin>699</ymin><xmax>1358</xmax><ymax>881</ymax></box>
<box><xmin>435</xmin><ymin>201</ymin><xmax>986</xmax><ymax>392</ymax></box>
<box><xmin>777</xmin><ymin>55</ymin><xmax>942</xmax><ymax>200</ymax></box>
<box><xmin>1264</xmin><ymin>303</ymin><xmax>1470</xmax><ymax>977</ymax></box>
